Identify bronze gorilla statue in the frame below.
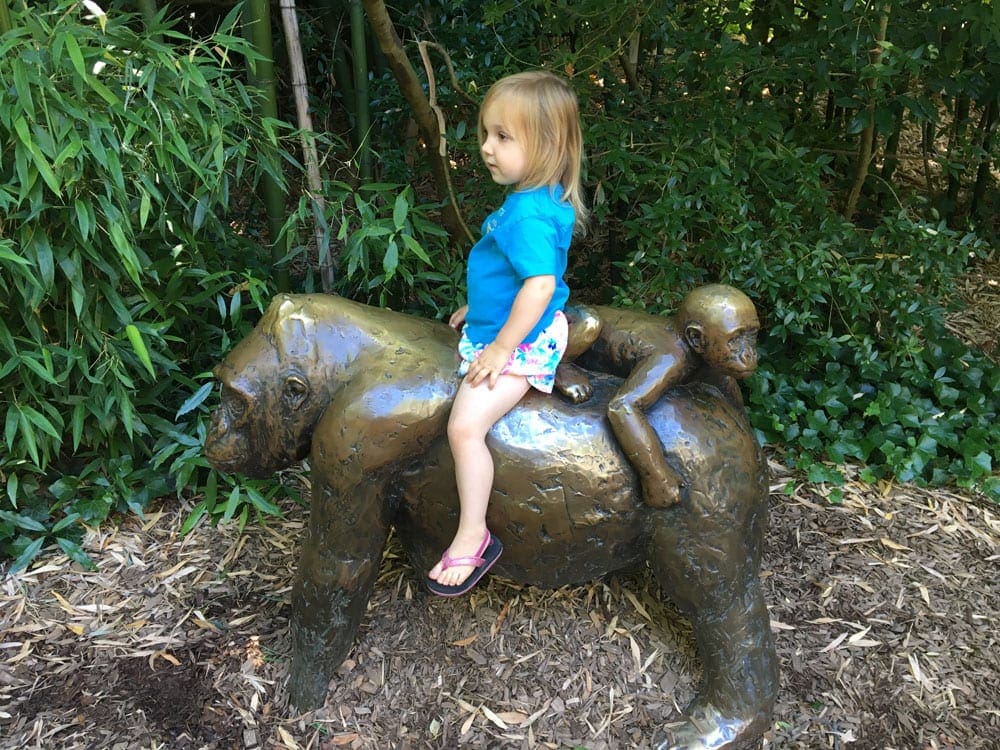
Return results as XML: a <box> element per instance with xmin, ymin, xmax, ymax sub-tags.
<box><xmin>205</xmin><ymin>293</ymin><xmax>778</xmax><ymax>750</ymax></box>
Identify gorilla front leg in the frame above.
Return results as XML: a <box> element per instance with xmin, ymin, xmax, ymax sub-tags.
<box><xmin>288</xmin><ymin>379</ymin><xmax>450</xmax><ymax>709</ymax></box>
<box><xmin>288</xmin><ymin>475</ymin><xmax>391</xmax><ymax>710</ymax></box>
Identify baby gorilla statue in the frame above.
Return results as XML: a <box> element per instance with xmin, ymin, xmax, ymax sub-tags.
<box><xmin>556</xmin><ymin>284</ymin><xmax>761</xmax><ymax>508</ymax></box>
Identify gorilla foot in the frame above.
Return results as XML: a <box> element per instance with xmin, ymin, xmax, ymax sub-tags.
<box><xmin>554</xmin><ymin>362</ymin><xmax>594</xmax><ymax>403</ymax></box>
<box><xmin>654</xmin><ymin>702</ymin><xmax>768</xmax><ymax>750</ymax></box>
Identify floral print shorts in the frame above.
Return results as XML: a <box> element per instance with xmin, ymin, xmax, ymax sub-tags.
<box><xmin>457</xmin><ymin>310</ymin><xmax>568</xmax><ymax>393</ymax></box>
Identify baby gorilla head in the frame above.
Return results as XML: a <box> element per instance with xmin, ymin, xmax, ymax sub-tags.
<box><xmin>678</xmin><ymin>284</ymin><xmax>760</xmax><ymax>380</ymax></box>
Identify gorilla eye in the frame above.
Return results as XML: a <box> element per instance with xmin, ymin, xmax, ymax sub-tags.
<box><xmin>282</xmin><ymin>375</ymin><xmax>310</xmax><ymax>409</ymax></box>
<box><xmin>221</xmin><ymin>385</ymin><xmax>248</xmax><ymax>425</ymax></box>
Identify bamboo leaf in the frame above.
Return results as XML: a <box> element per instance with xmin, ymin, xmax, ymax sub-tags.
<box><xmin>21</xmin><ymin>404</ymin><xmax>62</xmax><ymax>440</ymax></box>
<box><xmin>0</xmin><ymin>246</ymin><xmax>31</xmax><ymax>266</ymax></box>
<box><xmin>4</xmin><ymin>407</ymin><xmax>18</xmax><ymax>450</ymax></box>
<box><xmin>221</xmin><ymin>485</ymin><xmax>241</xmax><ymax>522</ymax></box>
<box><xmin>246</xmin><ymin>487</ymin><xmax>281</xmax><ymax>516</ymax></box>
<box><xmin>17</xmin><ymin>409</ymin><xmax>40</xmax><ymax>465</ymax></box>
<box><xmin>180</xmin><ymin>500</ymin><xmax>208</xmax><ymax>535</ymax></box>
<box><xmin>382</xmin><ymin>238</ymin><xmax>399</xmax><ymax>277</ymax></box>
<box><xmin>74</xmin><ymin>199</ymin><xmax>92</xmax><ymax>240</ymax></box>
<box><xmin>125</xmin><ymin>324</ymin><xmax>156</xmax><ymax>378</ymax></box>
<box><xmin>51</xmin><ymin>512</ymin><xmax>81</xmax><ymax>534</ymax></box>
<box><xmin>11</xmin><ymin>59</ymin><xmax>35</xmax><ymax>119</ymax></box>
<box><xmin>6</xmin><ymin>474</ymin><xmax>19</xmax><ymax>508</ymax></box>
<box><xmin>108</xmin><ymin>223</ymin><xmax>142</xmax><ymax>286</ymax></box>
<box><xmin>84</xmin><ymin>76</ymin><xmax>121</xmax><ymax>107</ymax></box>
<box><xmin>14</xmin><ymin>117</ymin><xmax>62</xmax><ymax>196</ymax></box>
<box><xmin>401</xmin><ymin>233</ymin><xmax>432</xmax><ymax>265</ymax></box>
<box><xmin>64</xmin><ymin>34</ymin><xmax>87</xmax><ymax>79</ymax></box>
<box><xmin>57</xmin><ymin>252</ymin><xmax>85</xmax><ymax>318</ymax></box>
<box><xmin>71</xmin><ymin>402</ymin><xmax>85</xmax><ymax>451</ymax></box>
<box><xmin>139</xmin><ymin>190</ymin><xmax>151</xmax><ymax>229</ymax></box>
<box><xmin>53</xmin><ymin>139</ymin><xmax>83</xmax><ymax>167</ymax></box>
<box><xmin>18</xmin><ymin>354</ymin><xmax>59</xmax><ymax>385</ymax></box>
<box><xmin>176</xmin><ymin>382</ymin><xmax>213</xmax><ymax>418</ymax></box>
<box><xmin>393</xmin><ymin>191</ymin><xmax>409</xmax><ymax>230</ymax></box>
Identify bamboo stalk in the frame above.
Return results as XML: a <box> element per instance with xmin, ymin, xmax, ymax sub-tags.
<box><xmin>136</xmin><ymin>0</ymin><xmax>157</xmax><ymax>31</ymax></box>
<box><xmin>279</xmin><ymin>0</ymin><xmax>333</xmax><ymax>290</ymax></box>
<box><xmin>246</xmin><ymin>0</ymin><xmax>290</xmax><ymax>291</ymax></box>
<box><xmin>843</xmin><ymin>4</ymin><xmax>890</xmax><ymax>222</ymax></box>
<box><xmin>319</xmin><ymin>0</ymin><xmax>356</xmax><ymax>134</ymax></box>
<box><xmin>0</xmin><ymin>0</ymin><xmax>13</xmax><ymax>36</ymax></box>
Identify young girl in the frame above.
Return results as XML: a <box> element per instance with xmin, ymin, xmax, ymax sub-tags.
<box><xmin>427</xmin><ymin>70</ymin><xmax>587</xmax><ymax>597</ymax></box>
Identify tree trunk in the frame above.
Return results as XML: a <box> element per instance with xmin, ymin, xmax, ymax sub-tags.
<box><xmin>749</xmin><ymin>0</ymin><xmax>772</xmax><ymax>47</ymax></box>
<box><xmin>945</xmin><ymin>88</ymin><xmax>971</xmax><ymax>215</ymax></box>
<box><xmin>843</xmin><ymin>4</ymin><xmax>890</xmax><ymax>222</ymax></box>
<box><xmin>361</xmin><ymin>0</ymin><xmax>473</xmax><ymax>247</ymax></box>
<box><xmin>879</xmin><ymin>73</ymin><xmax>911</xmax><ymax>199</ymax></box>
<box><xmin>619</xmin><ymin>30</ymin><xmax>641</xmax><ymax>92</ymax></box>
<box><xmin>280</xmin><ymin>0</ymin><xmax>333</xmax><ymax>290</ymax></box>
<box><xmin>319</xmin><ymin>0</ymin><xmax>356</xmax><ymax>135</ymax></box>
<box><xmin>349</xmin><ymin>0</ymin><xmax>372</xmax><ymax>181</ymax></box>
<box><xmin>246</xmin><ymin>0</ymin><xmax>290</xmax><ymax>290</ymax></box>
<box><xmin>971</xmin><ymin>99</ymin><xmax>998</xmax><ymax>220</ymax></box>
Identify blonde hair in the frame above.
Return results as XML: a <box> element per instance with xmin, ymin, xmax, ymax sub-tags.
<box><xmin>478</xmin><ymin>70</ymin><xmax>588</xmax><ymax>234</ymax></box>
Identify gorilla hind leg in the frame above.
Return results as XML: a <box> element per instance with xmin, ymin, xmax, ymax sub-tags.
<box><xmin>646</xmin><ymin>490</ymin><xmax>778</xmax><ymax>750</ymax></box>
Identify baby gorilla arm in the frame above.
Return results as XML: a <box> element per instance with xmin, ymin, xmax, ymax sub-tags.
<box><xmin>608</xmin><ymin>356</ymin><xmax>686</xmax><ymax>508</ymax></box>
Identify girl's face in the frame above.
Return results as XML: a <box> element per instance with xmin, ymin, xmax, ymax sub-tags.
<box><xmin>480</xmin><ymin>102</ymin><xmax>528</xmax><ymax>186</ymax></box>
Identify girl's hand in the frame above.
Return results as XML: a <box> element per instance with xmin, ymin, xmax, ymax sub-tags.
<box><xmin>449</xmin><ymin>305</ymin><xmax>468</xmax><ymax>330</ymax></box>
<box><xmin>467</xmin><ymin>341</ymin><xmax>512</xmax><ymax>389</ymax></box>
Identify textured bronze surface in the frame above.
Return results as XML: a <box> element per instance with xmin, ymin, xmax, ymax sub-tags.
<box><xmin>205</xmin><ymin>292</ymin><xmax>778</xmax><ymax>749</ymax></box>
<box><xmin>558</xmin><ymin>286</ymin><xmax>760</xmax><ymax>510</ymax></box>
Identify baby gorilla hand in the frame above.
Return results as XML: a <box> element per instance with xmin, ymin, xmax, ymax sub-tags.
<box><xmin>641</xmin><ymin>468</ymin><xmax>682</xmax><ymax>509</ymax></box>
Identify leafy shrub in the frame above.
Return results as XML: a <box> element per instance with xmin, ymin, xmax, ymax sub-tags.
<box><xmin>0</xmin><ymin>1</ymin><xmax>292</xmax><ymax>570</ymax></box>
<box><xmin>283</xmin><ymin>180</ymin><xmax>462</xmax><ymax>318</ymax></box>
<box><xmin>586</xmin><ymin>46</ymin><xmax>998</xmax><ymax>502</ymax></box>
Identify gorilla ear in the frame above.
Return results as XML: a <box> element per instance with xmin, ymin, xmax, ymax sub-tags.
<box><xmin>282</xmin><ymin>374</ymin><xmax>310</xmax><ymax>411</ymax></box>
<box><xmin>684</xmin><ymin>322</ymin><xmax>706</xmax><ymax>355</ymax></box>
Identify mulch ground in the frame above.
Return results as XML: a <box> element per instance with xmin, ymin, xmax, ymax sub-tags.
<box><xmin>1</xmin><ymin>458</ymin><xmax>998</xmax><ymax>750</ymax></box>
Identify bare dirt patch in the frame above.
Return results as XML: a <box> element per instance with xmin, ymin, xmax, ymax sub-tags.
<box><xmin>2</xmin><ymin>459</ymin><xmax>998</xmax><ymax>750</ymax></box>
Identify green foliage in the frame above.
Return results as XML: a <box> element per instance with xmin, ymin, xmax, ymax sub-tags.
<box><xmin>579</xmin><ymin>31</ymin><xmax>999</xmax><ymax>502</ymax></box>
<box><xmin>0</xmin><ymin>1</ymin><xmax>291</xmax><ymax>570</ymax></box>
<box><xmin>349</xmin><ymin>0</ymin><xmax>999</xmax><ymax>502</ymax></box>
<box><xmin>284</xmin><ymin>181</ymin><xmax>461</xmax><ymax>317</ymax></box>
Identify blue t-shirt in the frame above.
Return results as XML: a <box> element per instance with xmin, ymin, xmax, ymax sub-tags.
<box><xmin>464</xmin><ymin>185</ymin><xmax>574</xmax><ymax>346</ymax></box>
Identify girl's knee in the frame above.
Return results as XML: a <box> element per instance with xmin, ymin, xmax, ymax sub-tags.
<box><xmin>448</xmin><ymin>409</ymin><xmax>481</xmax><ymax>444</ymax></box>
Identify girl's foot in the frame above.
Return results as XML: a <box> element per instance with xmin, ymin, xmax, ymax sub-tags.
<box><xmin>426</xmin><ymin>530</ymin><xmax>503</xmax><ymax>597</ymax></box>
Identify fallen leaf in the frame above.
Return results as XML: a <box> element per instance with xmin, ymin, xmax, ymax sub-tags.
<box><xmin>820</xmin><ymin>632</ymin><xmax>847</xmax><ymax>653</ymax></box>
<box><xmin>481</xmin><ymin>705</ymin><xmax>508</xmax><ymax>729</ymax></box>
<box><xmin>880</xmin><ymin>537</ymin><xmax>911</xmax><ymax>551</ymax></box>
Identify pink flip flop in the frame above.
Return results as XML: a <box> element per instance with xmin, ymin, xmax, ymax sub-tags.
<box><xmin>426</xmin><ymin>530</ymin><xmax>503</xmax><ymax>597</ymax></box>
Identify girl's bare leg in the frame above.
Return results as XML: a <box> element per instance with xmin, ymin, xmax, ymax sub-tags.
<box><xmin>429</xmin><ymin>374</ymin><xmax>531</xmax><ymax>587</ymax></box>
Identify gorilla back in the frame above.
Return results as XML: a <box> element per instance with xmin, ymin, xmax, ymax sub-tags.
<box><xmin>396</xmin><ymin>374</ymin><xmax>767</xmax><ymax>590</ymax></box>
